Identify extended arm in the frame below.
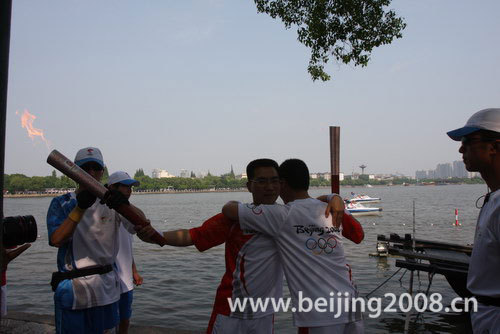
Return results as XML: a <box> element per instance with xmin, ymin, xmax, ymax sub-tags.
<box><xmin>163</xmin><ymin>229</ymin><xmax>193</xmax><ymax>246</ymax></box>
<box><xmin>137</xmin><ymin>213</ymin><xmax>232</xmax><ymax>250</ymax></box>
<box><xmin>1</xmin><ymin>244</ymin><xmax>31</xmax><ymax>272</ymax></box>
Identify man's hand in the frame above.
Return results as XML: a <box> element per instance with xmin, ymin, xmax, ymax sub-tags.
<box><xmin>76</xmin><ymin>190</ymin><xmax>97</xmax><ymax>209</ymax></box>
<box><xmin>325</xmin><ymin>195</ymin><xmax>345</xmax><ymax>229</ymax></box>
<box><xmin>100</xmin><ymin>189</ymin><xmax>129</xmax><ymax>209</ymax></box>
<box><xmin>1</xmin><ymin>244</ymin><xmax>31</xmax><ymax>272</ymax></box>
<box><xmin>133</xmin><ymin>271</ymin><xmax>143</xmax><ymax>286</ymax></box>
<box><xmin>135</xmin><ymin>221</ymin><xmax>158</xmax><ymax>244</ymax></box>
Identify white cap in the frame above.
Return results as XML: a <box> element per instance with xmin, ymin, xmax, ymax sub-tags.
<box><xmin>447</xmin><ymin>108</ymin><xmax>500</xmax><ymax>141</ymax></box>
<box><xmin>74</xmin><ymin>147</ymin><xmax>104</xmax><ymax>167</ymax></box>
<box><xmin>108</xmin><ymin>171</ymin><xmax>140</xmax><ymax>187</ymax></box>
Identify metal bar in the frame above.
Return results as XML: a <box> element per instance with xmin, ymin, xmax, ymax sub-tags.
<box><xmin>329</xmin><ymin>126</ymin><xmax>340</xmax><ymax>194</ymax></box>
<box><xmin>0</xmin><ymin>0</ymin><xmax>13</xmax><ymax>321</ymax></box>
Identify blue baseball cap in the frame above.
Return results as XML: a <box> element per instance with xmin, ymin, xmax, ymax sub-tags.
<box><xmin>447</xmin><ymin>108</ymin><xmax>500</xmax><ymax>141</ymax></box>
<box><xmin>108</xmin><ymin>171</ymin><xmax>140</xmax><ymax>187</ymax></box>
<box><xmin>74</xmin><ymin>147</ymin><xmax>104</xmax><ymax>167</ymax></box>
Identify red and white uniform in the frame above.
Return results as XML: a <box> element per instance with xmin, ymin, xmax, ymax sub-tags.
<box><xmin>189</xmin><ymin>213</ymin><xmax>283</xmax><ymax>334</ymax></box>
<box><xmin>238</xmin><ymin>198</ymin><xmax>363</xmax><ymax>329</ymax></box>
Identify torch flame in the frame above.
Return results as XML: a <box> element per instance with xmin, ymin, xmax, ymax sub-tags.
<box><xmin>16</xmin><ymin>109</ymin><xmax>51</xmax><ymax>149</ymax></box>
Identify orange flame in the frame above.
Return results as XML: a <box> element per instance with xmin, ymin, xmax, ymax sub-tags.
<box><xmin>16</xmin><ymin>109</ymin><xmax>51</xmax><ymax>149</ymax></box>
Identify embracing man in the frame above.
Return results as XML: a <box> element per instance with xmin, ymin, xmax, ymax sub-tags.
<box><xmin>223</xmin><ymin>159</ymin><xmax>364</xmax><ymax>333</ymax></box>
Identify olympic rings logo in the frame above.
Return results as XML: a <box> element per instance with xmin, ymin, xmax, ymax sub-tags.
<box><xmin>305</xmin><ymin>236</ymin><xmax>337</xmax><ymax>255</ymax></box>
<box><xmin>246</xmin><ymin>204</ymin><xmax>263</xmax><ymax>215</ymax></box>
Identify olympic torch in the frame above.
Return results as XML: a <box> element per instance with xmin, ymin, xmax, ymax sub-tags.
<box><xmin>47</xmin><ymin>149</ymin><xmax>166</xmax><ymax>247</ymax></box>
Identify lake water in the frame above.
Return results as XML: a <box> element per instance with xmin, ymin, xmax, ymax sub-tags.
<box><xmin>4</xmin><ymin>184</ymin><xmax>488</xmax><ymax>333</ymax></box>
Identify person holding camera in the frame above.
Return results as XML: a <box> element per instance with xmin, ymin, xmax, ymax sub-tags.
<box><xmin>1</xmin><ymin>243</ymin><xmax>31</xmax><ymax>316</ymax></box>
<box><xmin>46</xmin><ymin>147</ymin><xmax>139</xmax><ymax>334</ymax></box>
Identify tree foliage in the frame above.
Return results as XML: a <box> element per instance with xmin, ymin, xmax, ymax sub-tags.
<box><xmin>134</xmin><ymin>169</ymin><xmax>145</xmax><ymax>178</ymax></box>
<box><xmin>254</xmin><ymin>0</ymin><xmax>406</xmax><ymax>81</ymax></box>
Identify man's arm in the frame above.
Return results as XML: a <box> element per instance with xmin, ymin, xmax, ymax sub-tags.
<box><xmin>222</xmin><ymin>201</ymin><xmax>240</xmax><ymax>221</ymax></box>
<box><xmin>137</xmin><ymin>213</ymin><xmax>232</xmax><ymax>251</ymax></box>
<box><xmin>224</xmin><ymin>202</ymin><xmax>287</xmax><ymax>237</ymax></box>
<box><xmin>48</xmin><ymin>191</ymin><xmax>96</xmax><ymax>247</ymax></box>
<box><xmin>341</xmin><ymin>212</ymin><xmax>364</xmax><ymax>244</ymax></box>
<box><xmin>1</xmin><ymin>244</ymin><xmax>31</xmax><ymax>272</ymax></box>
<box><xmin>132</xmin><ymin>260</ymin><xmax>143</xmax><ymax>286</ymax></box>
<box><xmin>317</xmin><ymin>194</ymin><xmax>345</xmax><ymax>228</ymax></box>
<box><xmin>49</xmin><ymin>217</ymin><xmax>80</xmax><ymax>247</ymax></box>
<box><xmin>163</xmin><ymin>229</ymin><xmax>193</xmax><ymax>246</ymax></box>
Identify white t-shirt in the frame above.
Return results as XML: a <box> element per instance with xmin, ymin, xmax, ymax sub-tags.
<box><xmin>47</xmin><ymin>192</ymin><xmax>135</xmax><ymax>310</ymax></box>
<box><xmin>467</xmin><ymin>189</ymin><xmax>500</xmax><ymax>297</ymax></box>
<box><xmin>238</xmin><ymin>198</ymin><xmax>361</xmax><ymax>327</ymax></box>
<box><xmin>116</xmin><ymin>222</ymin><xmax>134</xmax><ymax>293</ymax></box>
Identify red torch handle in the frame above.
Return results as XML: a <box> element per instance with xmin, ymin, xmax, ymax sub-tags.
<box><xmin>47</xmin><ymin>149</ymin><xmax>166</xmax><ymax>247</ymax></box>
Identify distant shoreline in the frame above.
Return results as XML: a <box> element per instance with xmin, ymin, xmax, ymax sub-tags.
<box><xmin>3</xmin><ymin>188</ymin><xmax>249</xmax><ymax>198</ymax></box>
<box><xmin>3</xmin><ymin>186</ymin><xmax>345</xmax><ymax>199</ymax></box>
<box><xmin>2</xmin><ymin>184</ymin><xmax>460</xmax><ymax>199</ymax></box>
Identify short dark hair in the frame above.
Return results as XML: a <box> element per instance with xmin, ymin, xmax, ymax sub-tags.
<box><xmin>246</xmin><ymin>159</ymin><xmax>279</xmax><ymax>180</ymax></box>
<box><xmin>279</xmin><ymin>159</ymin><xmax>310</xmax><ymax>191</ymax></box>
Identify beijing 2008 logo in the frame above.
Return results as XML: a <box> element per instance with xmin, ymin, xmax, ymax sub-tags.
<box><xmin>305</xmin><ymin>236</ymin><xmax>337</xmax><ymax>255</ymax></box>
<box><xmin>246</xmin><ymin>204</ymin><xmax>263</xmax><ymax>215</ymax></box>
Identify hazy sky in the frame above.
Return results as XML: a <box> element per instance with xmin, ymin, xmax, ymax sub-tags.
<box><xmin>5</xmin><ymin>0</ymin><xmax>500</xmax><ymax>178</ymax></box>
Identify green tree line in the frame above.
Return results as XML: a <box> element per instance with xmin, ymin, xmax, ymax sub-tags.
<box><xmin>4</xmin><ymin>170</ymin><xmax>484</xmax><ymax>194</ymax></box>
<box><xmin>4</xmin><ymin>172</ymin><xmax>77</xmax><ymax>193</ymax></box>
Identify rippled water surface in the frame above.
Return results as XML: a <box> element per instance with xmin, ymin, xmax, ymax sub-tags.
<box><xmin>4</xmin><ymin>184</ymin><xmax>487</xmax><ymax>333</ymax></box>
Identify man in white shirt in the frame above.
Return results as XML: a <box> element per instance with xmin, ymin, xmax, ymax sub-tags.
<box><xmin>47</xmin><ymin>147</ymin><xmax>144</xmax><ymax>334</ymax></box>
<box><xmin>223</xmin><ymin>159</ymin><xmax>363</xmax><ymax>333</ymax></box>
<box><xmin>447</xmin><ymin>108</ymin><xmax>500</xmax><ymax>333</ymax></box>
<box><xmin>107</xmin><ymin>171</ymin><xmax>144</xmax><ymax>334</ymax></box>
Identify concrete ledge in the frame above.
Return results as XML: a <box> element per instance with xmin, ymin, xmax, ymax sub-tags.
<box><xmin>1</xmin><ymin>312</ymin><xmax>201</xmax><ymax>334</ymax></box>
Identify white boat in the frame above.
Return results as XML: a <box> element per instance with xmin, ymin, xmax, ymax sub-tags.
<box><xmin>346</xmin><ymin>193</ymin><xmax>381</xmax><ymax>204</ymax></box>
<box><xmin>346</xmin><ymin>202</ymin><xmax>382</xmax><ymax>216</ymax></box>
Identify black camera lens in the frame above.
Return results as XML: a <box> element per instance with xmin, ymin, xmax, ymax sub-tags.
<box><xmin>3</xmin><ymin>215</ymin><xmax>38</xmax><ymax>248</ymax></box>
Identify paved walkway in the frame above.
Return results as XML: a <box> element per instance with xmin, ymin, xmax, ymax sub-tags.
<box><xmin>1</xmin><ymin>312</ymin><xmax>200</xmax><ymax>334</ymax></box>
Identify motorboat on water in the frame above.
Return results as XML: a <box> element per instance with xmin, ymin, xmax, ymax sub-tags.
<box><xmin>346</xmin><ymin>193</ymin><xmax>381</xmax><ymax>204</ymax></box>
<box><xmin>346</xmin><ymin>202</ymin><xmax>382</xmax><ymax>216</ymax></box>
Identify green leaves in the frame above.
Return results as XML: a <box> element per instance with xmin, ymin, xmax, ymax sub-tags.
<box><xmin>254</xmin><ymin>0</ymin><xmax>406</xmax><ymax>81</ymax></box>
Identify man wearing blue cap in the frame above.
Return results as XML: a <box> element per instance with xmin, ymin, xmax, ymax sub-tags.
<box><xmin>447</xmin><ymin>108</ymin><xmax>500</xmax><ymax>332</ymax></box>
<box><xmin>47</xmin><ymin>147</ymin><xmax>137</xmax><ymax>334</ymax></box>
<box><xmin>107</xmin><ymin>171</ymin><xmax>144</xmax><ymax>334</ymax></box>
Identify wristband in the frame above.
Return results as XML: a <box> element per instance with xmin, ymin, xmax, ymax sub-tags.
<box><xmin>68</xmin><ymin>206</ymin><xmax>86</xmax><ymax>223</ymax></box>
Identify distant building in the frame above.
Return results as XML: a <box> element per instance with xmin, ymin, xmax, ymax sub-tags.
<box><xmin>415</xmin><ymin>170</ymin><xmax>427</xmax><ymax>180</ymax></box>
<box><xmin>196</xmin><ymin>171</ymin><xmax>208</xmax><ymax>179</ymax></box>
<box><xmin>321</xmin><ymin>172</ymin><xmax>332</xmax><ymax>181</ymax></box>
<box><xmin>310</xmin><ymin>173</ymin><xmax>319</xmax><ymax>179</ymax></box>
<box><xmin>180</xmin><ymin>169</ymin><xmax>189</xmax><ymax>178</ymax></box>
<box><xmin>236</xmin><ymin>172</ymin><xmax>247</xmax><ymax>180</ymax></box>
<box><xmin>452</xmin><ymin>161</ymin><xmax>468</xmax><ymax>178</ymax></box>
<box><xmin>435</xmin><ymin>163</ymin><xmax>453</xmax><ymax>179</ymax></box>
<box><xmin>152</xmin><ymin>169</ymin><xmax>175</xmax><ymax>178</ymax></box>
